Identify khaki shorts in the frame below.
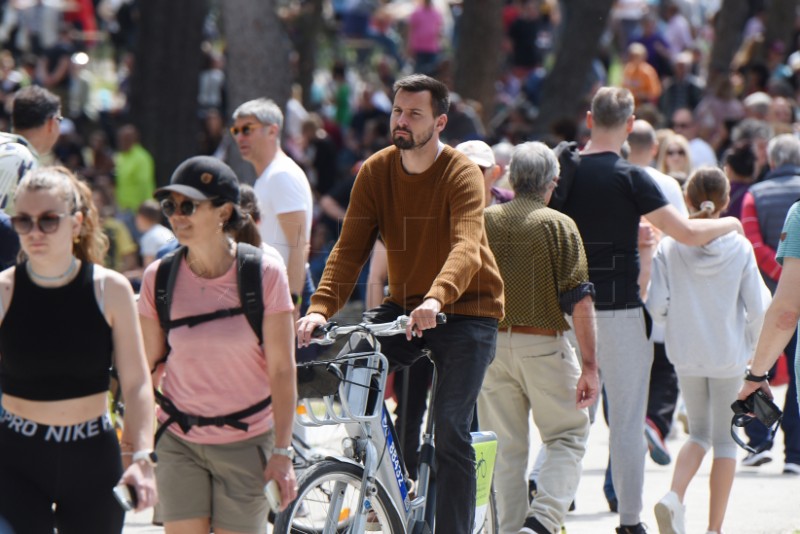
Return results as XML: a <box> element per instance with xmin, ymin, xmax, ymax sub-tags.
<box><xmin>153</xmin><ymin>429</ymin><xmax>275</xmax><ymax>532</ymax></box>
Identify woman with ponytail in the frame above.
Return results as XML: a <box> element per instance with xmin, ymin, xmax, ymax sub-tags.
<box><xmin>0</xmin><ymin>166</ymin><xmax>157</xmax><ymax>532</ymax></box>
<box><xmin>646</xmin><ymin>166</ymin><xmax>771</xmax><ymax>534</ymax></box>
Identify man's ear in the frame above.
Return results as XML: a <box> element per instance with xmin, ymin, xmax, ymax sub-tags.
<box><xmin>585</xmin><ymin>111</ymin><xmax>593</xmax><ymax>130</ymax></box>
<box><xmin>435</xmin><ymin>113</ymin><xmax>448</xmax><ymax>133</ymax></box>
<box><xmin>625</xmin><ymin>115</ymin><xmax>635</xmax><ymax>133</ymax></box>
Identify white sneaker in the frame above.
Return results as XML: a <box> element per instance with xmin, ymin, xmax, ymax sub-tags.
<box><xmin>654</xmin><ymin>491</ymin><xmax>685</xmax><ymax>534</ymax></box>
<box><xmin>741</xmin><ymin>450</ymin><xmax>773</xmax><ymax>467</ymax></box>
<box><xmin>783</xmin><ymin>462</ymin><xmax>800</xmax><ymax>475</ymax></box>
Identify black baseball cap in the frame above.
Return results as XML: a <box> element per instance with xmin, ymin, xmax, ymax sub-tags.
<box><xmin>155</xmin><ymin>156</ymin><xmax>240</xmax><ymax>204</ymax></box>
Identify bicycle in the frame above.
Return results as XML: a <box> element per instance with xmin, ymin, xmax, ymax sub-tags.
<box><xmin>274</xmin><ymin>314</ymin><xmax>499</xmax><ymax>533</ymax></box>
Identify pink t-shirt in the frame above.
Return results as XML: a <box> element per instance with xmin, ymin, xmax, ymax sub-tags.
<box><xmin>409</xmin><ymin>6</ymin><xmax>443</xmax><ymax>54</ymax></box>
<box><xmin>138</xmin><ymin>249</ymin><xmax>293</xmax><ymax>444</ymax></box>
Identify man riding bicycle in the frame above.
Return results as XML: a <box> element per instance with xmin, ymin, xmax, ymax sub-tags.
<box><xmin>297</xmin><ymin>74</ymin><xmax>504</xmax><ymax>533</ymax></box>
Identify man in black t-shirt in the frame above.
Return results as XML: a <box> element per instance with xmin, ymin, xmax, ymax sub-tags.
<box><xmin>555</xmin><ymin>87</ymin><xmax>742</xmax><ymax>534</ymax></box>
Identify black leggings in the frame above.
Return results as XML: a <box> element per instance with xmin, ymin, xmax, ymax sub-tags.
<box><xmin>0</xmin><ymin>412</ymin><xmax>124</xmax><ymax>534</ymax></box>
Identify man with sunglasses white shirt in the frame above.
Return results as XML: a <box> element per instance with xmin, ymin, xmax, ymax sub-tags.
<box><xmin>0</xmin><ymin>85</ymin><xmax>62</xmax><ymax>215</ymax></box>
<box><xmin>231</xmin><ymin>99</ymin><xmax>314</xmax><ymax>342</ymax></box>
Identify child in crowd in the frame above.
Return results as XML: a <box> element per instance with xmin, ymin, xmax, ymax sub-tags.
<box><xmin>646</xmin><ymin>166</ymin><xmax>771</xmax><ymax>534</ymax></box>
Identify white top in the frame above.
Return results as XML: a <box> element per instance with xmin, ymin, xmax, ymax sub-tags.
<box><xmin>0</xmin><ymin>132</ymin><xmax>38</xmax><ymax>214</ymax></box>
<box><xmin>139</xmin><ymin>223</ymin><xmax>175</xmax><ymax>258</ymax></box>
<box><xmin>645</xmin><ymin>167</ymin><xmax>688</xmax><ymax>217</ymax></box>
<box><xmin>689</xmin><ymin>138</ymin><xmax>718</xmax><ymax>169</ymax></box>
<box><xmin>644</xmin><ymin>166</ymin><xmax>688</xmax><ymax>343</ymax></box>
<box><xmin>254</xmin><ymin>153</ymin><xmax>314</xmax><ymax>267</ymax></box>
<box><xmin>665</xmin><ymin>13</ymin><xmax>693</xmax><ymax>57</ymax></box>
<box><xmin>647</xmin><ymin>231</ymin><xmax>771</xmax><ymax>378</ymax></box>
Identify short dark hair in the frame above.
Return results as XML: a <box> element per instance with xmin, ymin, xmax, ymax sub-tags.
<box><xmin>11</xmin><ymin>86</ymin><xmax>61</xmax><ymax>130</ymax></box>
<box><xmin>392</xmin><ymin>74</ymin><xmax>450</xmax><ymax>117</ymax></box>
<box><xmin>136</xmin><ymin>199</ymin><xmax>162</xmax><ymax>223</ymax></box>
<box><xmin>723</xmin><ymin>141</ymin><xmax>756</xmax><ymax>177</ymax></box>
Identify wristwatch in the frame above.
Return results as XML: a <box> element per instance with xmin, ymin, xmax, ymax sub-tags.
<box><xmin>132</xmin><ymin>449</ymin><xmax>159</xmax><ymax>467</ymax></box>
<box><xmin>745</xmin><ymin>368</ymin><xmax>769</xmax><ymax>383</ymax></box>
<box><xmin>273</xmin><ymin>446</ymin><xmax>295</xmax><ymax>460</ymax></box>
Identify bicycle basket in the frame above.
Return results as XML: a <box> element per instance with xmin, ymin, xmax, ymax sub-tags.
<box><xmin>296</xmin><ymin>362</ymin><xmax>343</xmax><ymax>400</ymax></box>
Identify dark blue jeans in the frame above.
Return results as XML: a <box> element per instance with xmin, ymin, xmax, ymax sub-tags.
<box><xmin>364</xmin><ymin>302</ymin><xmax>497</xmax><ymax>533</ymax></box>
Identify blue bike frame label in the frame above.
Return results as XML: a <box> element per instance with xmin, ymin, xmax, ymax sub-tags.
<box><xmin>381</xmin><ymin>406</ymin><xmax>410</xmax><ymax>513</ymax></box>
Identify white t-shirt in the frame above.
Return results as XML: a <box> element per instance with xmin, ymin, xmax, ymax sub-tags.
<box><xmin>0</xmin><ymin>132</ymin><xmax>38</xmax><ymax>214</ymax></box>
<box><xmin>254</xmin><ymin>153</ymin><xmax>313</xmax><ymax>267</ymax></box>
<box><xmin>139</xmin><ymin>223</ymin><xmax>175</xmax><ymax>257</ymax></box>
<box><xmin>689</xmin><ymin>138</ymin><xmax>718</xmax><ymax>169</ymax></box>
<box><xmin>645</xmin><ymin>167</ymin><xmax>688</xmax><ymax>217</ymax></box>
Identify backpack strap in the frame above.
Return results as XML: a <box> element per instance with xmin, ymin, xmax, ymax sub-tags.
<box><xmin>236</xmin><ymin>242</ymin><xmax>264</xmax><ymax>345</ymax></box>
<box><xmin>155</xmin><ymin>245</ymin><xmax>187</xmax><ymax>335</ymax></box>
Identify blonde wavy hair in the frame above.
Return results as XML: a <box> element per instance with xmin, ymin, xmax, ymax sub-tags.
<box><xmin>14</xmin><ymin>166</ymin><xmax>108</xmax><ymax>264</ymax></box>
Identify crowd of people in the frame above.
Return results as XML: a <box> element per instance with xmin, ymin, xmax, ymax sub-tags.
<box><xmin>0</xmin><ymin>1</ymin><xmax>799</xmax><ymax>534</ymax></box>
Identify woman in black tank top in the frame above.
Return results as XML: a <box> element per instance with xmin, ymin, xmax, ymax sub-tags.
<box><xmin>0</xmin><ymin>167</ymin><xmax>157</xmax><ymax>533</ymax></box>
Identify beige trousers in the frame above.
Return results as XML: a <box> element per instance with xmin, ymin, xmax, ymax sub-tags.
<box><xmin>477</xmin><ymin>331</ymin><xmax>590</xmax><ymax>534</ymax></box>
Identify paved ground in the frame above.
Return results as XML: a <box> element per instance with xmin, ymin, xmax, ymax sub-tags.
<box><xmin>123</xmin><ymin>385</ymin><xmax>800</xmax><ymax>533</ymax></box>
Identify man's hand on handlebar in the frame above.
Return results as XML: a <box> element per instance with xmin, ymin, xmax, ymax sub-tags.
<box><xmin>406</xmin><ymin>298</ymin><xmax>443</xmax><ymax>341</ymax></box>
<box><xmin>296</xmin><ymin>312</ymin><xmax>327</xmax><ymax>347</ymax></box>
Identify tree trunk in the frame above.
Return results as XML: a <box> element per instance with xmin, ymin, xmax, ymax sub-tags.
<box><xmin>764</xmin><ymin>0</ymin><xmax>799</xmax><ymax>63</ymax></box>
<box><xmin>221</xmin><ymin>0</ymin><xmax>293</xmax><ymax>184</ymax></box>
<box><xmin>129</xmin><ymin>0</ymin><xmax>207</xmax><ymax>187</ymax></box>
<box><xmin>707</xmin><ymin>0</ymin><xmax>750</xmax><ymax>87</ymax></box>
<box><xmin>293</xmin><ymin>0</ymin><xmax>324</xmax><ymax>110</ymax></box>
<box><xmin>453</xmin><ymin>0</ymin><xmax>504</xmax><ymax>126</ymax></box>
<box><xmin>533</xmin><ymin>0</ymin><xmax>614</xmax><ymax>137</ymax></box>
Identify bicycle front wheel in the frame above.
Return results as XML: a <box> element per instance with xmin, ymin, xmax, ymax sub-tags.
<box><xmin>274</xmin><ymin>460</ymin><xmax>404</xmax><ymax>534</ymax></box>
<box><xmin>474</xmin><ymin>488</ymin><xmax>498</xmax><ymax>534</ymax></box>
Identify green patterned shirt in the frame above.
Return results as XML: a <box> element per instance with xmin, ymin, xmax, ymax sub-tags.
<box><xmin>484</xmin><ymin>195</ymin><xmax>589</xmax><ymax>331</ymax></box>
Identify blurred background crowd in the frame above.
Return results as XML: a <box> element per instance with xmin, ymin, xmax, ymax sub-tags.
<box><xmin>0</xmin><ymin>0</ymin><xmax>797</xmax><ymax>295</ymax></box>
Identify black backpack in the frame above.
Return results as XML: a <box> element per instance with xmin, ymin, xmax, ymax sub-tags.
<box><xmin>154</xmin><ymin>242</ymin><xmax>264</xmax><ymax>355</ymax></box>
<box><xmin>111</xmin><ymin>243</ymin><xmax>270</xmax><ymax>441</ymax></box>
<box><xmin>139</xmin><ymin>242</ymin><xmax>271</xmax><ymax>443</ymax></box>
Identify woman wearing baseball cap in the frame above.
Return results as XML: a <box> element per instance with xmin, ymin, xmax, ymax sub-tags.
<box><xmin>137</xmin><ymin>156</ymin><xmax>298</xmax><ymax>532</ymax></box>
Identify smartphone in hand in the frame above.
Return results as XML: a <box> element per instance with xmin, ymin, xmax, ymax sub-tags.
<box><xmin>264</xmin><ymin>479</ymin><xmax>281</xmax><ymax>512</ymax></box>
<box><xmin>113</xmin><ymin>483</ymin><xmax>138</xmax><ymax>511</ymax></box>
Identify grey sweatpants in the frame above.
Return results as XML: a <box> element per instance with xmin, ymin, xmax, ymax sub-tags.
<box><xmin>595</xmin><ymin>308</ymin><xmax>653</xmax><ymax>527</ymax></box>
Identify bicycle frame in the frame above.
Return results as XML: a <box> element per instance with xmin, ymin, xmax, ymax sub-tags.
<box><xmin>296</xmin><ymin>317</ymin><xmax>497</xmax><ymax>533</ymax></box>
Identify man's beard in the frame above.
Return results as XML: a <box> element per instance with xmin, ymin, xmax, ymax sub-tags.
<box><xmin>392</xmin><ymin>125</ymin><xmax>434</xmax><ymax>150</ymax></box>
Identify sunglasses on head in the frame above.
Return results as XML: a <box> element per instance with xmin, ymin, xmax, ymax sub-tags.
<box><xmin>11</xmin><ymin>212</ymin><xmax>70</xmax><ymax>235</ymax></box>
<box><xmin>229</xmin><ymin>123</ymin><xmax>263</xmax><ymax>137</ymax></box>
<box><xmin>160</xmin><ymin>198</ymin><xmax>208</xmax><ymax>217</ymax></box>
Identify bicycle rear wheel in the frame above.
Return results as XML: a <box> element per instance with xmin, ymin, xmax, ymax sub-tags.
<box><xmin>275</xmin><ymin>460</ymin><xmax>404</xmax><ymax>534</ymax></box>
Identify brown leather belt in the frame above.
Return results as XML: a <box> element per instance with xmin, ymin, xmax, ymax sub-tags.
<box><xmin>498</xmin><ymin>325</ymin><xmax>559</xmax><ymax>337</ymax></box>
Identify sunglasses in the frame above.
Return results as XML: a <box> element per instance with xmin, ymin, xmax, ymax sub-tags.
<box><xmin>160</xmin><ymin>198</ymin><xmax>208</xmax><ymax>217</ymax></box>
<box><xmin>11</xmin><ymin>212</ymin><xmax>70</xmax><ymax>235</ymax></box>
<box><xmin>229</xmin><ymin>123</ymin><xmax>263</xmax><ymax>137</ymax></box>
<box><xmin>666</xmin><ymin>149</ymin><xmax>686</xmax><ymax>156</ymax></box>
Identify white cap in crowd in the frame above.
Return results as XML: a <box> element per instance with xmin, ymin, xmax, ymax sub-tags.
<box><xmin>455</xmin><ymin>140</ymin><xmax>496</xmax><ymax>168</ymax></box>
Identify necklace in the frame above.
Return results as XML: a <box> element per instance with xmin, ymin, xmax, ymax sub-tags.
<box><xmin>27</xmin><ymin>256</ymin><xmax>78</xmax><ymax>283</ymax></box>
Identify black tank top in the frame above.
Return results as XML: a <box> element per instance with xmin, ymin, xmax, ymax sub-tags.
<box><xmin>0</xmin><ymin>261</ymin><xmax>114</xmax><ymax>401</ymax></box>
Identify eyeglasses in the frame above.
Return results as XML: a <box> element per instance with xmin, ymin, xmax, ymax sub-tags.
<box><xmin>52</xmin><ymin>114</ymin><xmax>63</xmax><ymax>123</ymax></box>
<box><xmin>11</xmin><ymin>212</ymin><xmax>70</xmax><ymax>235</ymax></box>
<box><xmin>229</xmin><ymin>123</ymin><xmax>263</xmax><ymax>137</ymax></box>
<box><xmin>160</xmin><ymin>198</ymin><xmax>205</xmax><ymax>217</ymax></box>
<box><xmin>666</xmin><ymin>149</ymin><xmax>686</xmax><ymax>156</ymax></box>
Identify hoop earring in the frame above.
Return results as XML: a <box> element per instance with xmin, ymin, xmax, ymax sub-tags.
<box><xmin>73</xmin><ymin>235</ymin><xmax>80</xmax><ymax>244</ymax></box>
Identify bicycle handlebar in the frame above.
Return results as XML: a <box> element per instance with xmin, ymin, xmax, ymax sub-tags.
<box><xmin>308</xmin><ymin>313</ymin><xmax>447</xmax><ymax>345</ymax></box>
